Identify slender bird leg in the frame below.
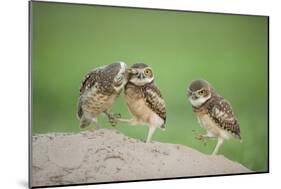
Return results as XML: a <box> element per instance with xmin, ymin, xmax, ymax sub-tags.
<box><xmin>92</xmin><ymin>118</ymin><xmax>101</xmax><ymax>130</ymax></box>
<box><xmin>115</xmin><ymin>118</ymin><xmax>138</xmax><ymax>125</ymax></box>
<box><xmin>104</xmin><ymin>110</ymin><xmax>138</xmax><ymax>126</ymax></box>
<box><xmin>202</xmin><ymin>132</ymin><xmax>216</xmax><ymax>140</ymax></box>
<box><xmin>146</xmin><ymin>126</ymin><xmax>157</xmax><ymax>143</ymax></box>
<box><xmin>212</xmin><ymin>137</ymin><xmax>224</xmax><ymax>155</ymax></box>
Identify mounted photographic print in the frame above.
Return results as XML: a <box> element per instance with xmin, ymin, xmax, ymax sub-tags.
<box><xmin>29</xmin><ymin>1</ymin><xmax>269</xmax><ymax>188</ymax></box>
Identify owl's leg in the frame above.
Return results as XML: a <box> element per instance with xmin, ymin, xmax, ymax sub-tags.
<box><xmin>108</xmin><ymin>115</ymin><xmax>137</xmax><ymax>126</ymax></box>
<box><xmin>91</xmin><ymin>117</ymin><xmax>101</xmax><ymax>129</ymax></box>
<box><xmin>202</xmin><ymin>131</ymin><xmax>216</xmax><ymax>139</ymax></box>
<box><xmin>146</xmin><ymin>126</ymin><xmax>157</xmax><ymax>143</ymax></box>
<box><xmin>117</xmin><ymin>118</ymin><xmax>136</xmax><ymax>124</ymax></box>
<box><xmin>212</xmin><ymin>137</ymin><xmax>224</xmax><ymax>155</ymax></box>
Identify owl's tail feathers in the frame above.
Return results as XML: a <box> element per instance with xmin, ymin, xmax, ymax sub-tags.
<box><xmin>80</xmin><ymin>117</ymin><xmax>91</xmax><ymax>129</ymax></box>
<box><xmin>77</xmin><ymin>108</ymin><xmax>83</xmax><ymax>120</ymax></box>
<box><xmin>236</xmin><ymin>134</ymin><xmax>243</xmax><ymax>143</ymax></box>
<box><xmin>238</xmin><ymin>134</ymin><xmax>242</xmax><ymax>142</ymax></box>
<box><xmin>160</xmin><ymin>124</ymin><xmax>166</xmax><ymax>131</ymax></box>
<box><xmin>77</xmin><ymin>99</ymin><xmax>83</xmax><ymax>119</ymax></box>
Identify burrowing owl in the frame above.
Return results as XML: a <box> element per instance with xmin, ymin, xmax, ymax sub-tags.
<box><xmin>77</xmin><ymin>61</ymin><xmax>128</xmax><ymax>129</ymax></box>
<box><xmin>187</xmin><ymin>80</ymin><xmax>241</xmax><ymax>155</ymax></box>
<box><xmin>112</xmin><ymin>63</ymin><xmax>166</xmax><ymax>143</ymax></box>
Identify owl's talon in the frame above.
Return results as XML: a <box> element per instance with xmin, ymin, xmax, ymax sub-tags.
<box><xmin>110</xmin><ymin>120</ymin><xmax>118</xmax><ymax>127</ymax></box>
<box><xmin>195</xmin><ymin>134</ymin><xmax>208</xmax><ymax>145</ymax></box>
<box><xmin>108</xmin><ymin>116</ymin><xmax>120</xmax><ymax>127</ymax></box>
<box><xmin>105</xmin><ymin>112</ymin><xmax>122</xmax><ymax>127</ymax></box>
<box><xmin>195</xmin><ymin>134</ymin><xmax>204</xmax><ymax>141</ymax></box>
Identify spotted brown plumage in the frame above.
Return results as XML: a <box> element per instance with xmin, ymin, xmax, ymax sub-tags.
<box><xmin>187</xmin><ymin>79</ymin><xmax>241</xmax><ymax>155</ymax></box>
<box><xmin>207</xmin><ymin>97</ymin><xmax>240</xmax><ymax>139</ymax></box>
<box><xmin>79</xmin><ymin>63</ymin><xmax>122</xmax><ymax>95</ymax></box>
<box><xmin>78</xmin><ymin>62</ymin><xmax>128</xmax><ymax>129</ymax></box>
<box><xmin>143</xmin><ymin>84</ymin><xmax>166</xmax><ymax>125</ymax></box>
<box><xmin>193</xmin><ymin>95</ymin><xmax>241</xmax><ymax>139</ymax></box>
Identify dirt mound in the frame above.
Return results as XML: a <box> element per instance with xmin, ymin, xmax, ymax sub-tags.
<box><xmin>31</xmin><ymin>129</ymin><xmax>251</xmax><ymax>187</ymax></box>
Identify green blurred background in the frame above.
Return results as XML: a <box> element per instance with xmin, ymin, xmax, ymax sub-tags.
<box><xmin>31</xmin><ymin>2</ymin><xmax>268</xmax><ymax>172</ymax></box>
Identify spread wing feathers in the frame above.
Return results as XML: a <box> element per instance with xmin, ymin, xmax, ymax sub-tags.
<box><xmin>143</xmin><ymin>84</ymin><xmax>167</xmax><ymax>124</ymax></box>
<box><xmin>208</xmin><ymin>98</ymin><xmax>241</xmax><ymax>138</ymax></box>
<box><xmin>79</xmin><ymin>69</ymin><xmax>98</xmax><ymax>95</ymax></box>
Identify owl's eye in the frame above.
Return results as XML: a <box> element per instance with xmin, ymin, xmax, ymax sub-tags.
<box><xmin>198</xmin><ymin>90</ymin><xmax>206</xmax><ymax>95</ymax></box>
<box><xmin>144</xmin><ymin>68</ymin><xmax>153</xmax><ymax>77</ymax></box>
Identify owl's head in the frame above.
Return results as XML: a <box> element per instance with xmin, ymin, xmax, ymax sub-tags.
<box><xmin>127</xmin><ymin>63</ymin><xmax>154</xmax><ymax>86</ymax></box>
<box><xmin>112</xmin><ymin>61</ymin><xmax>128</xmax><ymax>90</ymax></box>
<box><xmin>187</xmin><ymin>80</ymin><xmax>212</xmax><ymax>108</ymax></box>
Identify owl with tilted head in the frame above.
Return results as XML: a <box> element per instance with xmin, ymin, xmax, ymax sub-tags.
<box><xmin>112</xmin><ymin>63</ymin><xmax>167</xmax><ymax>143</ymax></box>
<box><xmin>187</xmin><ymin>79</ymin><xmax>241</xmax><ymax>155</ymax></box>
<box><xmin>77</xmin><ymin>61</ymin><xmax>128</xmax><ymax>129</ymax></box>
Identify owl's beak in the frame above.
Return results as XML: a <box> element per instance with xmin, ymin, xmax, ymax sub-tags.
<box><xmin>191</xmin><ymin>94</ymin><xmax>198</xmax><ymax>100</ymax></box>
<box><xmin>137</xmin><ymin>73</ymin><xmax>145</xmax><ymax>79</ymax></box>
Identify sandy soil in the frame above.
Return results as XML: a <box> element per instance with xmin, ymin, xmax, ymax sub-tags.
<box><xmin>31</xmin><ymin>129</ymin><xmax>251</xmax><ymax>187</ymax></box>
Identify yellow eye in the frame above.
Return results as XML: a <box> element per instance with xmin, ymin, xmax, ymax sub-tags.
<box><xmin>144</xmin><ymin>68</ymin><xmax>153</xmax><ymax>77</ymax></box>
<box><xmin>198</xmin><ymin>90</ymin><xmax>206</xmax><ymax>95</ymax></box>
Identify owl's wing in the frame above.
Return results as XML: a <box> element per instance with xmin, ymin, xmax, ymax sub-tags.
<box><xmin>143</xmin><ymin>84</ymin><xmax>167</xmax><ymax>125</ymax></box>
<box><xmin>208</xmin><ymin>98</ymin><xmax>241</xmax><ymax>138</ymax></box>
<box><xmin>77</xmin><ymin>70</ymin><xmax>98</xmax><ymax>119</ymax></box>
<box><xmin>79</xmin><ymin>69</ymin><xmax>98</xmax><ymax>95</ymax></box>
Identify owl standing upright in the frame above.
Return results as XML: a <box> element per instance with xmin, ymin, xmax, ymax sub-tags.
<box><xmin>187</xmin><ymin>80</ymin><xmax>241</xmax><ymax>155</ymax></box>
<box><xmin>77</xmin><ymin>61</ymin><xmax>128</xmax><ymax>129</ymax></box>
<box><xmin>112</xmin><ymin>63</ymin><xmax>166</xmax><ymax>143</ymax></box>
